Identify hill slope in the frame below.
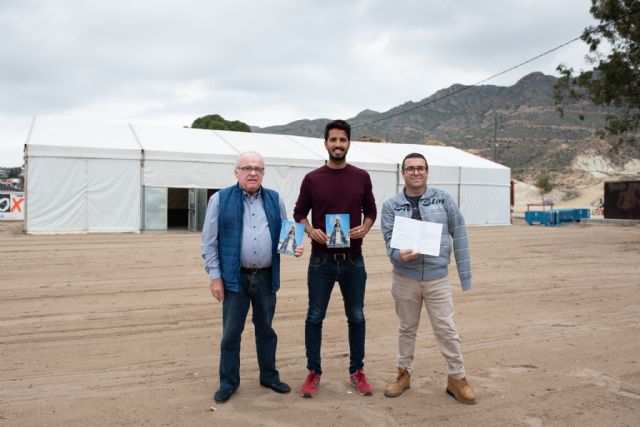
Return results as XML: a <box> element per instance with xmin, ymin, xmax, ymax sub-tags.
<box><xmin>254</xmin><ymin>72</ymin><xmax>639</xmax><ymax>186</ymax></box>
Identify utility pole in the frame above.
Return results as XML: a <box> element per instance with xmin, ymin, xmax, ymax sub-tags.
<box><xmin>493</xmin><ymin>110</ymin><xmax>497</xmax><ymax>161</ymax></box>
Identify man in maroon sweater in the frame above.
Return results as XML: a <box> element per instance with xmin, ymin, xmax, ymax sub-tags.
<box><xmin>293</xmin><ymin>119</ymin><xmax>377</xmax><ymax>398</ymax></box>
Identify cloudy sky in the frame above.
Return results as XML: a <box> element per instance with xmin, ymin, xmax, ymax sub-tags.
<box><xmin>1</xmin><ymin>0</ymin><xmax>599</xmax><ymax>166</ymax></box>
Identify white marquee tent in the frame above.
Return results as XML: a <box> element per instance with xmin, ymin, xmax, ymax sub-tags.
<box><xmin>24</xmin><ymin>118</ymin><xmax>510</xmax><ymax>234</ymax></box>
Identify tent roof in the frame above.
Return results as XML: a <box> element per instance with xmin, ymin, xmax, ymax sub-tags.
<box><xmin>26</xmin><ymin>118</ymin><xmax>141</xmax><ymax>160</ymax></box>
<box><xmin>132</xmin><ymin>124</ymin><xmax>238</xmax><ymax>162</ymax></box>
<box><xmin>25</xmin><ymin>119</ymin><xmax>510</xmax><ymax>174</ymax></box>
<box><xmin>290</xmin><ymin>136</ymin><xmax>396</xmax><ymax>171</ymax></box>
<box><xmin>213</xmin><ymin>130</ymin><xmax>323</xmax><ymax>167</ymax></box>
<box><xmin>424</xmin><ymin>146</ymin><xmax>507</xmax><ymax>169</ymax></box>
<box><xmin>354</xmin><ymin>141</ymin><xmax>458</xmax><ymax>167</ymax></box>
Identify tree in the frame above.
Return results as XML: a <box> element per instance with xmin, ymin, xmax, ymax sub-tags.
<box><xmin>555</xmin><ymin>0</ymin><xmax>640</xmax><ymax>148</ymax></box>
<box><xmin>534</xmin><ymin>172</ymin><xmax>555</xmax><ymax>204</ymax></box>
<box><xmin>191</xmin><ymin>114</ymin><xmax>251</xmax><ymax>132</ymax></box>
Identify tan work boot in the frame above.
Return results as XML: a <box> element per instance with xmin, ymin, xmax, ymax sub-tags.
<box><xmin>384</xmin><ymin>368</ymin><xmax>410</xmax><ymax>398</ymax></box>
<box><xmin>446</xmin><ymin>376</ymin><xmax>476</xmax><ymax>404</ymax></box>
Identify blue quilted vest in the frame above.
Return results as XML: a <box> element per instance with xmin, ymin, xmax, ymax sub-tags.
<box><xmin>217</xmin><ymin>183</ymin><xmax>282</xmax><ymax>292</ymax></box>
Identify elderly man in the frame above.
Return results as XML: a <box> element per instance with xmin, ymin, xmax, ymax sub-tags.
<box><xmin>381</xmin><ymin>152</ymin><xmax>476</xmax><ymax>404</ymax></box>
<box><xmin>201</xmin><ymin>151</ymin><xmax>302</xmax><ymax>404</ymax></box>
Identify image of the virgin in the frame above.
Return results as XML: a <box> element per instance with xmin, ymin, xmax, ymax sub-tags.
<box><xmin>329</xmin><ymin>216</ymin><xmax>347</xmax><ymax>246</ymax></box>
<box><xmin>279</xmin><ymin>224</ymin><xmax>297</xmax><ymax>253</ymax></box>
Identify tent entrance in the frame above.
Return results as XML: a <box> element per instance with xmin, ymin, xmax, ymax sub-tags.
<box><xmin>168</xmin><ymin>188</ymin><xmax>189</xmax><ymax>228</ymax></box>
<box><xmin>187</xmin><ymin>188</ymin><xmax>216</xmax><ymax>232</ymax></box>
<box><xmin>143</xmin><ymin>187</ymin><xmax>217</xmax><ymax>231</ymax></box>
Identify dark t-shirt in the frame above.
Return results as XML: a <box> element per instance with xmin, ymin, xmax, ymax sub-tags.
<box><xmin>405</xmin><ymin>192</ymin><xmax>424</xmax><ymax>220</ymax></box>
<box><xmin>293</xmin><ymin>164</ymin><xmax>377</xmax><ymax>255</ymax></box>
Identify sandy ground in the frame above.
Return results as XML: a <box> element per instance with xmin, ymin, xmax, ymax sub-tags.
<box><xmin>513</xmin><ymin>181</ymin><xmax>605</xmax><ymax>215</ymax></box>
<box><xmin>1</xmin><ymin>220</ymin><xmax>640</xmax><ymax>426</ymax></box>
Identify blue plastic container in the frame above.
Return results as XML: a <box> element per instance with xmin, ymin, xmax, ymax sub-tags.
<box><xmin>573</xmin><ymin>208</ymin><xmax>590</xmax><ymax>222</ymax></box>
<box><xmin>524</xmin><ymin>210</ymin><xmax>557</xmax><ymax>225</ymax></box>
<box><xmin>526</xmin><ymin>208</ymin><xmax>590</xmax><ymax>226</ymax></box>
<box><xmin>557</xmin><ymin>208</ymin><xmax>575</xmax><ymax>223</ymax></box>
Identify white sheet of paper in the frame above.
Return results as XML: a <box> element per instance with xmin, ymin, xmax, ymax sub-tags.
<box><xmin>390</xmin><ymin>216</ymin><xmax>443</xmax><ymax>256</ymax></box>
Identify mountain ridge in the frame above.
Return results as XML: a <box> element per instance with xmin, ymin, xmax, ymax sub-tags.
<box><xmin>253</xmin><ymin>72</ymin><xmax>639</xmax><ymax>187</ymax></box>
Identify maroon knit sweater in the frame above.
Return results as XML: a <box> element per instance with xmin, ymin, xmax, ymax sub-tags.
<box><xmin>293</xmin><ymin>164</ymin><xmax>377</xmax><ymax>255</ymax></box>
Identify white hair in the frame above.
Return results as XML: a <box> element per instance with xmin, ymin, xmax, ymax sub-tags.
<box><xmin>235</xmin><ymin>151</ymin><xmax>264</xmax><ymax>168</ymax></box>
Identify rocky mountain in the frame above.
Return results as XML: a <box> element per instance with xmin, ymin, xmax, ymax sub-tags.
<box><xmin>254</xmin><ymin>72</ymin><xmax>639</xmax><ymax>185</ymax></box>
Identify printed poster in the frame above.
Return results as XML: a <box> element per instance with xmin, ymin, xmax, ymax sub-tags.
<box><xmin>0</xmin><ymin>192</ymin><xmax>24</xmax><ymax>221</ymax></box>
<box><xmin>325</xmin><ymin>213</ymin><xmax>350</xmax><ymax>248</ymax></box>
<box><xmin>277</xmin><ymin>220</ymin><xmax>304</xmax><ymax>256</ymax></box>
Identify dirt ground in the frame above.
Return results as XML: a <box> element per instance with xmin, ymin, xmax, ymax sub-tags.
<box><xmin>1</xmin><ymin>220</ymin><xmax>639</xmax><ymax>426</ymax></box>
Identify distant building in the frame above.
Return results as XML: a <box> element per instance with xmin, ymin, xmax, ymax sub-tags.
<box><xmin>10</xmin><ymin>179</ymin><xmax>22</xmax><ymax>191</ymax></box>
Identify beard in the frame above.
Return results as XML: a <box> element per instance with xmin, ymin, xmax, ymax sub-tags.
<box><xmin>328</xmin><ymin>150</ymin><xmax>347</xmax><ymax>162</ymax></box>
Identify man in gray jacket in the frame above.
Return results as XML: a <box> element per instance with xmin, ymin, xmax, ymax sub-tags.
<box><xmin>381</xmin><ymin>152</ymin><xmax>476</xmax><ymax>404</ymax></box>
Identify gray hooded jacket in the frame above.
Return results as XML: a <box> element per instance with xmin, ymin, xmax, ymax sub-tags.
<box><xmin>381</xmin><ymin>186</ymin><xmax>472</xmax><ymax>291</ymax></box>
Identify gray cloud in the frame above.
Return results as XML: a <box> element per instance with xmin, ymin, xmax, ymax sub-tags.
<box><xmin>0</xmin><ymin>0</ymin><xmax>597</xmax><ymax>166</ymax></box>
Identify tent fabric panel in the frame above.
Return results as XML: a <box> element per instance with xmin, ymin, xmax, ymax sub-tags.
<box><xmin>141</xmin><ymin>150</ymin><xmax>238</xmax><ymax>163</ymax></box>
<box><xmin>424</xmin><ymin>165</ymin><xmax>460</xmax><ymax>187</ymax></box>
<box><xmin>260</xmin><ymin>157</ymin><xmax>325</xmax><ymax>169</ymax></box>
<box><xmin>132</xmin><ymin>124</ymin><xmax>238</xmax><ymax>157</ymax></box>
<box><xmin>485</xmin><ymin>186</ymin><xmax>511</xmax><ymax>225</ymax></box>
<box><xmin>261</xmin><ymin>165</ymin><xmax>316</xmax><ymax>219</ymax></box>
<box><xmin>143</xmin><ymin>160</ymin><xmax>237</xmax><ymax>189</ymax></box>
<box><xmin>214</xmin><ymin>130</ymin><xmax>322</xmax><ymax>161</ymax></box>
<box><xmin>357</xmin><ymin>142</ymin><xmax>458</xmax><ymax>167</ymax></box>
<box><xmin>459</xmin><ymin>166</ymin><xmax>511</xmax><ymax>186</ymax></box>
<box><xmin>26</xmin><ymin>144</ymin><xmax>141</xmax><ymax>160</ymax></box>
<box><xmin>26</xmin><ymin>118</ymin><xmax>141</xmax><ymax>159</ymax></box>
<box><xmin>459</xmin><ymin>185</ymin><xmax>510</xmax><ymax>225</ymax></box>
<box><xmin>459</xmin><ymin>185</ymin><xmax>488</xmax><ymax>225</ymax></box>
<box><xmin>86</xmin><ymin>159</ymin><xmax>140</xmax><ymax>232</ymax></box>
<box><xmin>350</xmin><ymin>142</ymin><xmax>400</xmax><ymax>165</ymax></box>
<box><xmin>431</xmin><ymin>146</ymin><xmax>507</xmax><ymax>169</ymax></box>
<box><xmin>26</xmin><ymin>157</ymin><xmax>87</xmax><ymax>233</ymax></box>
<box><xmin>368</xmin><ymin>169</ymin><xmax>398</xmax><ymax>227</ymax></box>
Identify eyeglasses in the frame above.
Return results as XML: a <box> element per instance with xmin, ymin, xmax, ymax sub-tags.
<box><xmin>403</xmin><ymin>166</ymin><xmax>427</xmax><ymax>174</ymax></box>
<box><xmin>237</xmin><ymin>166</ymin><xmax>265</xmax><ymax>174</ymax></box>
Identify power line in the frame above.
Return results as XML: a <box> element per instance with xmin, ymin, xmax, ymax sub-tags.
<box><xmin>352</xmin><ymin>36</ymin><xmax>583</xmax><ymax>129</ymax></box>
<box><xmin>351</xmin><ymin>5</ymin><xmax>640</xmax><ymax>130</ymax></box>
<box><xmin>274</xmin><ymin>6</ymin><xmax>640</xmax><ymax>135</ymax></box>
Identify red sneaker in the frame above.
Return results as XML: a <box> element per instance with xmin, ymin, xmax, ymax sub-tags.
<box><xmin>300</xmin><ymin>370</ymin><xmax>321</xmax><ymax>398</ymax></box>
<box><xmin>350</xmin><ymin>369</ymin><xmax>373</xmax><ymax>396</ymax></box>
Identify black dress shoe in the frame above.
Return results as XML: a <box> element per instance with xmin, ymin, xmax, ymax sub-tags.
<box><xmin>213</xmin><ymin>387</ymin><xmax>237</xmax><ymax>403</ymax></box>
<box><xmin>260</xmin><ymin>380</ymin><xmax>291</xmax><ymax>394</ymax></box>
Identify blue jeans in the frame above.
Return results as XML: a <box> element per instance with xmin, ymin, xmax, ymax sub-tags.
<box><xmin>305</xmin><ymin>254</ymin><xmax>367</xmax><ymax>375</ymax></box>
<box><xmin>219</xmin><ymin>270</ymin><xmax>279</xmax><ymax>391</ymax></box>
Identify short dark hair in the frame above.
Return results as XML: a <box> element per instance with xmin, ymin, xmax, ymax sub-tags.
<box><xmin>402</xmin><ymin>152</ymin><xmax>428</xmax><ymax>171</ymax></box>
<box><xmin>324</xmin><ymin>119</ymin><xmax>351</xmax><ymax>141</ymax></box>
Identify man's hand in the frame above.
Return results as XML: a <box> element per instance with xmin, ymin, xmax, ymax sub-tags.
<box><xmin>210</xmin><ymin>278</ymin><xmax>224</xmax><ymax>302</ymax></box>
<box><xmin>308</xmin><ymin>228</ymin><xmax>329</xmax><ymax>244</ymax></box>
<box><xmin>349</xmin><ymin>225</ymin><xmax>370</xmax><ymax>240</ymax></box>
<box><xmin>399</xmin><ymin>249</ymin><xmax>421</xmax><ymax>262</ymax></box>
<box><xmin>294</xmin><ymin>245</ymin><xmax>304</xmax><ymax>257</ymax></box>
